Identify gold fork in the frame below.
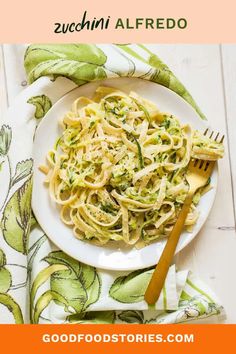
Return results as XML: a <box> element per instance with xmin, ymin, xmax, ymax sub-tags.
<box><xmin>144</xmin><ymin>130</ymin><xmax>224</xmax><ymax>305</ymax></box>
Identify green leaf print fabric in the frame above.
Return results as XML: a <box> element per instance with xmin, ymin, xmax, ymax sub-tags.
<box><xmin>0</xmin><ymin>44</ymin><xmax>225</xmax><ymax>324</ymax></box>
<box><xmin>27</xmin><ymin>95</ymin><xmax>52</xmax><ymax>119</ymax></box>
<box><xmin>24</xmin><ymin>44</ymin><xmax>205</xmax><ymax>119</ymax></box>
<box><xmin>2</xmin><ymin>178</ymin><xmax>32</xmax><ymax>254</ymax></box>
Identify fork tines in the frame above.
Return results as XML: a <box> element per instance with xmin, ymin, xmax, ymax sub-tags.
<box><xmin>203</xmin><ymin>128</ymin><xmax>224</xmax><ymax>143</ymax></box>
<box><xmin>193</xmin><ymin>159</ymin><xmax>210</xmax><ymax>171</ymax></box>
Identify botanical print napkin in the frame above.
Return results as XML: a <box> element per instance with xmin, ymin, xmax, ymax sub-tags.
<box><xmin>0</xmin><ymin>44</ymin><xmax>224</xmax><ymax>324</ymax></box>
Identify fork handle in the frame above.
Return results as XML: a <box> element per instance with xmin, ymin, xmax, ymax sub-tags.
<box><xmin>144</xmin><ymin>193</ymin><xmax>194</xmax><ymax>305</ymax></box>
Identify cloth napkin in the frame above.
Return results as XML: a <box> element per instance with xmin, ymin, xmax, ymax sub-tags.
<box><xmin>0</xmin><ymin>44</ymin><xmax>224</xmax><ymax>324</ymax></box>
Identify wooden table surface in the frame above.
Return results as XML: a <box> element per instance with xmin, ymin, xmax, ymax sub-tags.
<box><xmin>1</xmin><ymin>44</ymin><xmax>236</xmax><ymax>323</ymax></box>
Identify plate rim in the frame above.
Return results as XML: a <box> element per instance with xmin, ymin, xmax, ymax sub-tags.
<box><xmin>32</xmin><ymin>77</ymin><xmax>217</xmax><ymax>270</ymax></box>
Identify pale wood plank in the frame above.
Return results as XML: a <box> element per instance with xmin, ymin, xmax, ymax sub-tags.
<box><xmin>221</xmin><ymin>44</ymin><xmax>236</xmax><ymax>221</ymax></box>
<box><xmin>0</xmin><ymin>45</ymin><xmax>8</xmax><ymax>122</ymax></box>
<box><xmin>3</xmin><ymin>44</ymin><xmax>28</xmax><ymax>106</ymax></box>
<box><xmin>148</xmin><ymin>44</ymin><xmax>236</xmax><ymax>323</ymax></box>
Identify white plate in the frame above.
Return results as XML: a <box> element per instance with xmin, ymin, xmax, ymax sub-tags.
<box><xmin>32</xmin><ymin>77</ymin><xmax>217</xmax><ymax>271</ymax></box>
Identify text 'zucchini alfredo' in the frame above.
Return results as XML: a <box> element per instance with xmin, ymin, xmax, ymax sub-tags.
<box><xmin>39</xmin><ymin>87</ymin><xmax>224</xmax><ymax>247</ymax></box>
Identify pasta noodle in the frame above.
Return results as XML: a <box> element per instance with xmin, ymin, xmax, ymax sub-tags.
<box><xmin>40</xmin><ymin>86</ymin><xmax>224</xmax><ymax>246</ymax></box>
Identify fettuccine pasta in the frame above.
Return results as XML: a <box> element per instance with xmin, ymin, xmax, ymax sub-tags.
<box><xmin>40</xmin><ymin>86</ymin><xmax>224</xmax><ymax>246</ymax></box>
